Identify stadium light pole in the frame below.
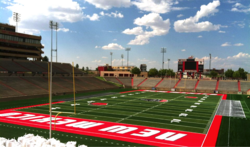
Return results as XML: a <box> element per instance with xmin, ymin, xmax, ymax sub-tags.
<box><xmin>121</xmin><ymin>54</ymin><xmax>124</xmax><ymax>67</ymax></box>
<box><xmin>209</xmin><ymin>53</ymin><xmax>211</xmax><ymax>71</ymax></box>
<box><xmin>126</xmin><ymin>48</ymin><xmax>131</xmax><ymax>67</ymax></box>
<box><xmin>49</xmin><ymin>20</ymin><xmax>58</xmax><ymax>139</ymax></box>
<box><xmin>161</xmin><ymin>48</ymin><xmax>166</xmax><ymax>77</ymax></box>
<box><xmin>110</xmin><ymin>52</ymin><xmax>113</xmax><ymax>66</ymax></box>
<box><xmin>55</xmin><ymin>22</ymin><xmax>59</xmax><ymax>62</ymax></box>
<box><xmin>13</xmin><ymin>12</ymin><xmax>21</xmax><ymax>32</ymax></box>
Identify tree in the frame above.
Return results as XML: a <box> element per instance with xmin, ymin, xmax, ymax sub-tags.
<box><xmin>82</xmin><ymin>67</ymin><xmax>85</xmax><ymax>71</ymax></box>
<box><xmin>158</xmin><ymin>69</ymin><xmax>167</xmax><ymax>77</ymax></box>
<box><xmin>75</xmin><ymin>64</ymin><xmax>79</xmax><ymax>69</ymax></box>
<box><xmin>42</xmin><ymin>56</ymin><xmax>49</xmax><ymax>62</ymax></box>
<box><xmin>148</xmin><ymin>68</ymin><xmax>158</xmax><ymax>77</ymax></box>
<box><xmin>131</xmin><ymin>67</ymin><xmax>141</xmax><ymax>75</ymax></box>
<box><xmin>225</xmin><ymin>69</ymin><xmax>234</xmax><ymax>78</ymax></box>
<box><xmin>96</xmin><ymin>67</ymin><xmax>98</xmax><ymax>71</ymax></box>
<box><xmin>233</xmin><ymin>71</ymin><xmax>241</xmax><ymax>79</ymax></box>
<box><xmin>238</xmin><ymin>68</ymin><xmax>247</xmax><ymax>79</ymax></box>
<box><xmin>166</xmin><ymin>69</ymin><xmax>175</xmax><ymax>76</ymax></box>
<box><xmin>86</xmin><ymin>67</ymin><xmax>89</xmax><ymax>71</ymax></box>
<box><xmin>210</xmin><ymin>70</ymin><xmax>218</xmax><ymax>78</ymax></box>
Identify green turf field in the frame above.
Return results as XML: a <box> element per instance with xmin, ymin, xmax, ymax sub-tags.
<box><xmin>17</xmin><ymin>91</ymin><xmax>221</xmax><ymax>134</ymax></box>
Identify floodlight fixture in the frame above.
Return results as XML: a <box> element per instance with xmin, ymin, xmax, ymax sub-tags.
<box><xmin>110</xmin><ymin>52</ymin><xmax>113</xmax><ymax>66</ymax></box>
<box><xmin>13</xmin><ymin>12</ymin><xmax>21</xmax><ymax>32</ymax></box>
<box><xmin>126</xmin><ymin>48</ymin><xmax>131</xmax><ymax>67</ymax></box>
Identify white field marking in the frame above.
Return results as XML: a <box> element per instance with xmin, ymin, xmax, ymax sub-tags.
<box><xmin>111</xmin><ymin>96</ymin><xmax>117</xmax><ymax>98</ymax></box>
<box><xmin>68</xmin><ymin>98</ymin><xmax>138</xmax><ymax>117</ymax></box>
<box><xmin>171</xmin><ymin>119</ymin><xmax>181</xmax><ymax>123</ymax></box>
<box><xmin>179</xmin><ymin>113</ymin><xmax>188</xmax><ymax>117</ymax></box>
<box><xmin>115</xmin><ymin>93</ymin><xmax>169</xmax><ymax>123</ymax></box>
<box><xmin>200</xmin><ymin>99</ymin><xmax>206</xmax><ymax>101</ymax></box>
<box><xmin>198</xmin><ymin>100</ymin><xmax>203</xmax><ymax>103</ymax></box>
<box><xmin>101</xmin><ymin>99</ymin><xmax>107</xmax><ymax>101</ymax></box>
<box><xmin>190</xmin><ymin>105</ymin><xmax>197</xmax><ymax>108</ymax></box>
<box><xmin>0</xmin><ymin>118</ymin><xmax>187</xmax><ymax>147</ymax></box>
<box><xmin>201</xmin><ymin>95</ymin><xmax>222</xmax><ymax>147</ymax></box>
<box><xmin>194</xmin><ymin>103</ymin><xmax>200</xmax><ymax>105</ymax></box>
<box><xmin>185</xmin><ymin>109</ymin><xmax>193</xmax><ymax>112</ymax></box>
<box><xmin>243</xmin><ymin>101</ymin><xmax>250</xmax><ymax>113</ymax></box>
<box><xmin>228</xmin><ymin>100</ymin><xmax>231</xmax><ymax>146</ymax></box>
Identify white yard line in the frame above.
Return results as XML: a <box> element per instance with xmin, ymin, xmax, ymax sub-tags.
<box><xmin>116</xmin><ymin>94</ymin><xmax>184</xmax><ymax>123</ymax></box>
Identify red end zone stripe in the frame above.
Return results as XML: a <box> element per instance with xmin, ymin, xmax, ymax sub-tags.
<box><xmin>202</xmin><ymin>115</ymin><xmax>222</xmax><ymax>147</ymax></box>
<box><xmin>222</xmin><ymin>94</ymin><xmax>227</xmax><ymax>100</ymax></box>
<box><xmin>119</xmin><ymin>90</ymin><xmax>142</xmax><ymax>94</ymax></box>
<box><xmin>0</xmin><ymin>110</ymin><xmax>205</xmax><ymax>147</ymax></box>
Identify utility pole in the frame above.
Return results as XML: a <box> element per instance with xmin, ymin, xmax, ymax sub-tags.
<box><xmin>126</xmin><ymin>48</ymin><xmax>131</xmax><ymax>67</ymax></box>
<box><xmin>161</xmin><ymin>48</ymin><xmax>166</xmax><ymax>77</ymax></box>
<box><xmin>13</xmin><ymin>12</ymin><xmax>21</xmax><ymax>32</ymax></box>
<box><xmin>110</xmin><ymin>52</ymin><xmax>113</xmax><ymax>66</ymax></box>
<box><xmin>168</xmin><ymin>59</ymin><xmax>170</xmax><ymax>69</ymax></box>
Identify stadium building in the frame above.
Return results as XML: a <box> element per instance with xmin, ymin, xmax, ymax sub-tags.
<box><xmin>178</xmin><ymin>56</ymin><xmax>204</xmax><ymax>79</ymax></box>
<box><xmin>0</xmin><ymin>23</ymin><xmax>44</xmax><ymax>61</ymax></box>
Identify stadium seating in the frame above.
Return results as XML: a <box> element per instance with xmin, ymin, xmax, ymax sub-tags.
<box><xmin>139</xmin><ymin>78</ymin><xmax>161</xmax><ymax>87</ymax></box>
<box><xmin>0</xmin><ymin>59</ymin><xmax>27</xmax><ymax>72</ymax></box>
<box><xmin>133</xmin><ymin>78</ymin><xmax>146</xmax><ymax>86</ymax></box>
<box><xmin>218</xmin><ymin>81</ymin><xmax>238</xmax><ymax>92</ymax></box>
<box><xmin>105</xmin><ymin>77</ymin><xmax>121</xmax><ymax>85</ymax></box>
<box><xmin>0</xmin><ymin>82</ymin><xmax>21</xmax><ymax>98</ymax></box>
<box><xmin>14</xmin><ymin>60</ymin><xmax>45</xmax><ymax>73</ymax></box>
<box><xmin>157</xmin><ymin>78</ymin><xmax>179</xmax><ymax>88</ymax></box>
<box><xmin>118</xmin><ymin>77</ymin><xmax>132</xmax><ymax>86</ymax></box>
<box><xmin>240</xmin><ymin>81</ymin><xmax>250</xmax><ymax>92</ymax></box>
<box><xmin>196</xmin><ymin>80</ymin><xmax>217</xmax><ymax>91</ymax></box>
<box><xmin>176</xmin><ymin>79</ymin><xmax>197</xmax><ymax>89</ymax></box>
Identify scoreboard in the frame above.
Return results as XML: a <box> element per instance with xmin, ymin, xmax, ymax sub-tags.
<box><xmin>178</xmin><ymin>58</ymin><xmax>204</xmax><ymax>73</ymax></box>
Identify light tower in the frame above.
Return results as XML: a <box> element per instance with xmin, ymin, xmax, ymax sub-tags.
<box><xmin>161</xmin><ymin>48</ymin><xmax>166</xmax><ymax>76</ymax></box>
<box><xmin>121</xmin><ymin>54</ymin><xmax>124</xmax><ymax>67</ymax></box>
<box><xmin>110</xmin><ymin>52</ymin><xmax>113</xmax><ymax>66</ymax></box>
<box><xmin>126</xmin><ymin>48</ymin><xmax>131</xmax><ymax>67</ymax></box>
<box><xmin>13</xmin><ymin>12</ymin><xmax>21</xmax><ymax>32</ymax></box>
<box><xmin>49</xmin><ymin>20</ymin><xmax>59</xmax><ymax>139</ymax></box>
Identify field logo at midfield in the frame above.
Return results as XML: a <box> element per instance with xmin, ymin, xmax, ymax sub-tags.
<box><xmin>0</xmin><ymin>111</ymin><xmax>205</xmax><ymax>147</ymax></box>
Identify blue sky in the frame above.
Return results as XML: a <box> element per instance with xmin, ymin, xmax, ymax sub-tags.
<box><xmin>0</xmin><ymin>0</ymin><xmax>249</xmax><ymax>72</ymax></box>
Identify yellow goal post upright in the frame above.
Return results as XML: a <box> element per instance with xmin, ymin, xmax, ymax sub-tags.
<box><xmin>50</xmin><ymin>62</ymin><xmax>76</xmax><ymax>131</ymax></box>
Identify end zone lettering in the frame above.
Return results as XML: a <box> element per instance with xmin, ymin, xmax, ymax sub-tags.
<box><xmin>0</xmin><ymin>111</ymin><xmax>205</xmax><ymax>146</ymax></box>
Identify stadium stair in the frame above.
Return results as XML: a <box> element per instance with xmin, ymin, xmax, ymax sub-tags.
<box><xmin>174</xmin><ymin>78</ymin><xmax>181</xmax><ymax>88</ymax></box>
<box><xmin>137</xmin><ymin>78</ymin><xmax>148</xmax><ymax>87</ymax></box>
<box><xmin>238</xmin><ymin>80</ymin><xmax>241</xmax><ymax>92</ymax></box>
<box><xmin>215</xmin><ymin>79</ymin><xmax>220</xmax><ymax>91</ymax></box>
<box><xmin>194</xmin><ymin>79</ymin><xmax>200</xmax><ymax>90</ymax></box>
<box><xmin>0</xmin><ymin>81</ymin><xmax>26</xmax><ymax>96</ymax></box>
<box><xmin>19</xmin><ymin>77</ymin><xmax>48</xmax><ymax>92</ymax></box>
<box><xmin>155</xmin><ymin>78</ymin><xmax>164</xmax><ymax>88</ymax></box>
<box><xmin>115</xmin><ymin>77</ymin><xmax>124</xmax><ymax>85</ymax></box>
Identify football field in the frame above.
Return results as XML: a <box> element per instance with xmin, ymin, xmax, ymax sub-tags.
<box><xmin>0</xmin><ymin>90</ymin><xmax>223</xmax><ymax>146</ymax></box>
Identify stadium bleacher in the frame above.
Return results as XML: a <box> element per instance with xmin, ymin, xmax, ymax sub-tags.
<box><xmin>118</xmin><ymin>77</ymin><xmax>132</xmax><ymax>86</ymax></box>
<box><xmin>139</xmin><ymin>78</ymin><xmax>161</xmax><ymax>87</ymax></box>
<box><xmin>240</xmin><ymin>81</ymin><xmax>250</xmax><ymax>93</ymax></box>
<box><xmin>196</xmin><ymin>80</ymin><xmax>217</xmax><ymax>91</ymax></box>
<box><xmin>218</xmin><ymin>81</ymin><xmax>238</xmax><ymax>92</ymax></box>
<box><xmin>133</xmin><ymin>78</ymin><xmax>146</xmax><ymax>86</ymax></box>
<box><xmin>176</xmin><ymin>79</ymin><xmax>197</xmax><ymax>89</ymax></box>
<box><xmin>0</xmin><ymin>59</ymin><xmax>27</xmax><ymax>72</ymax></box>
<box><xmin>157</xmin><ymin>78</ymin><xmax>179</xmax><ymax>88</ymax></box>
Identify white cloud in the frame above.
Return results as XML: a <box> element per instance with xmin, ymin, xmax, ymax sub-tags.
<box><xmin>76</xmin><ymin>56</ymin><xmax>80</xmax><ymax>59</ymax></box>
<box><xmin>231</xmin><ymin>3</ymin><xmax>250</xmax><ymax>13</ymax></box>
<box><xmin>201</xmin><ymin>52</ymin><xmax>250</xmax><ymax>71</ymax></box>
<box><xmin>6</xmin><ymin>0</ymin><xmax>85</xmax><ymax>34</ymax></box>
<box><xmin>58</xmin><ymin>28</ymin><xmax>69</xmax><ymax>32</ymax></box>
<box><xmin>177</xmin><ymin>14</ymin><xmax>183</xmax><ymax>18</ymax></box>
<box><xmin>181</xmin><ymin>49</ymin><xmax>186</xmax><ymax>51</ymax></box>
<box><xmin>123</xmin><ymin>13</ymin><xmax>170</xmax><ymax>45</ymax></box>
<box><xmin>95</xmin><ymin>46</ymin><xmax>101</xmax><ymax>48</ymax></box>
<box><xmin>234</xmin><ymin>43</ymin><xmax>244</xmax><ymax>46</ymax></box>
<box><xmin>85</xmin><ymin>0</ymin><xmax>131</xmax><ymax>10</ymax></box>
<box><xmin>232</xmin><ymin>21</ymin><xmax>245</xmax><ymax>28</ymax></box>
<box><xmin>198</xmin><ymin>35</ymin><xmax>202</xmax><ymax>38</ymax></box>
<box><xmin>219</xmin><ymin>30</ymin><xmax>226</xmax><ymax>33</ymax></box>
<box><xmin>102</xmin><ymin>56</ymin><xmax>108</xmax><ymax>59</ymax></box>
<box><xmin>174</xmin><ymin>0</ymin><xmax>221</xmax><ymax>33</ymax></box>
<box><xmin>102</xmin><ymin>43</ymin><xmax>124</xmax><ymax>50</ymax></box>
<box><xmin>132</xmin><ymin>0</ymin><xmax>188</xmax><ymax>14</ymax></box>
<box><xmin>92</xmin><ymin>60</ymin><xmax>102</xmax><ymax>63</ymax></box>
<box><xmin>86</xmin><ymin>13</ymin><xmax>100</xmax><ymax>21</ymax></box>
<box><xmin>221</xmin><ymin>42</ymin><xmax>231</xmax><ymax>47</ymax></box>
<box><xmin>99</xmin><ymin>11</ymin><xmax>124</xmax><ymax>18</ymax></box>
<box><xmin>137</xmin><ymin>58</ymin><xmax>149</xmax><ymax>62</ymax></box>
<box><xmin>113</xmin><ymin>39</ymin><xmax>117</xmax><ymax>41</ymax></box>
